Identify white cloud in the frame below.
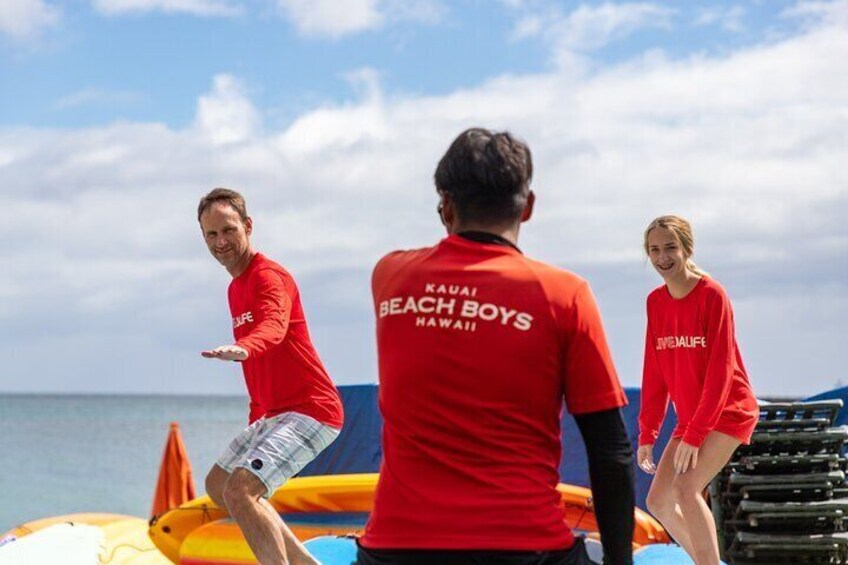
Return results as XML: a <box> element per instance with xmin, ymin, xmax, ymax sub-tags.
<box><xmin>512</xmin><ymin>2</ymin><xmax>673</xmax><ymax>57</ymax></box>
<box><xmin>0</xmin><ymin>0</ymin><xmax>60</xmax><ymax>39</ymax></box>
<box><xmin>1</xmin><ymin>12</ymin><xmax>847</xmax><ymax>395</ymax></box>
<box><xmin>512</xmin><ymin>14</ymin><xmax>544</xmax><ymax>40</ymax></box>
<box><xmin>694</xmin><ymin>5</ymin><xmax>746</xmax><ymax>33</ymax></box>
<box><xmin>784</xmin><ymin>0</ymin><xmax>848</xmax><ymax>27</ymax></box>
<box><xmin>90</xmin><ymin>0</ymin><xmax>443</xmax><ymax>27</ymax></box>
<box><xmin>277</xmin><ymin>0</ymin><xmax>445</xmax><ymax>38</ymax></box>
<box><xmin>387</xmin><ymin>0</ymin><xmax>445</xmax><ymax>25</ymax></box>
<box><xmin>92</xmin><ymin>0</ymin><xmax>241</xmax><ymax>17</ymax></box>
<box><xmin>278</xmin><ymin>0</ymin><xmax>382</xmax><ymax>37</ymax></box>
<box><xmin>193</xmin><ymin>74</ymin><xmax>261</xmax><ymax>145</ymax></box>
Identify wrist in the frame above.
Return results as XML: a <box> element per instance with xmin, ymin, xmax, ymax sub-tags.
<box><xmin>234</xmin><ymin>343</ymin><xmax>250</xmax><ymax>359</ymax></box>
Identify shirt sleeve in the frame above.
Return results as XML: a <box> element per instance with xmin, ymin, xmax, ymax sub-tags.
<box><xmin>638</xmin><ymin>307</ymin><xmax>669</xmax><ymax>446</ymax></box>
<box><xmin>574</xmin><ymin>408</ymin><xmax>635</xmax><ymax>564</ymax></box>
<box><xmin>371</xmin><ymin>254</ymin><xmax>389</xmax><ymax>311</ymax></box>
<box><xmin>561</xmin><ymin>282</ymin><xmax>627</xmax><ymax>415</ymax></box>
<box><xmin>235</xmin><ymin>269</ymin><xmax>293</xmax><ymax>359</ymax></box>
<box><xmin>681</xmin><ymin>288</ymin><xmax>736</xmax><ymax>447</ymax></box>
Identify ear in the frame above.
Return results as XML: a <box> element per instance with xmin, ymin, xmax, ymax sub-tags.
<box><xmin>244</xmin><ymin>216</ymin><xmax>253</xmax><ymax>236</ymax></box>
<box><xmin>520</xmin><ymin>191</ymin><xmax>535</xmax><ymax>223</ymax></box>
<box><xmin>439</xmin><ymin>193</ymin><xmax>455</xmax><ymax>228</ymax></box>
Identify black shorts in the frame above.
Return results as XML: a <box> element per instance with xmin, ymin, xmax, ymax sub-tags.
<box><xmin>356</xmin><ymin>538</ymin><xmax>594</xmax><ymax>565</ymax></box>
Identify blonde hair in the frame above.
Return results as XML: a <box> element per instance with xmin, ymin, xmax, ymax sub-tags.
<box><xmin>644</xmin><ymin>215</ymin><xmax>708</xmax><ymax>277</ymax></box>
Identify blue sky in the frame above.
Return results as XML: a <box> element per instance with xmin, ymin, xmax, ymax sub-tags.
<box><xmin>1</xmin><ymin>0</ymin><xmax>846</xmax><ymax>396</ymax></box>
<box><xmin>2</xmin><ymin>0</ymin><xmax>803</xmax><ymax>128</ymax></box>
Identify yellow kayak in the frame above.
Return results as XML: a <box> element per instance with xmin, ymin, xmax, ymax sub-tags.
<box><xmin>149</xmin><ymin>473</ymin><xmax>669</xmax><ymax>564</ymax></box>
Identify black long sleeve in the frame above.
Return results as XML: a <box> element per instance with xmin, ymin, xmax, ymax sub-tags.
<box><xmin>573</xmin><ymin>407</ymin><xmax>635</xmax><ymax>565</ymax></box>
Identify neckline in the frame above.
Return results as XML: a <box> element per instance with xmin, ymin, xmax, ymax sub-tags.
<box><xmin>456</xmin><ymin>230</ymin><xmax>522</xmax><ymax>254</ymax></box>
<box><xmin>664</xmin><ymin>276</ymin><xmax>705</xmax><ymax>301</ymax></box>
<box><xmin>232</xmin><ymin>252</ymin><xmax>261</xmax><ymax>280</ymax></box>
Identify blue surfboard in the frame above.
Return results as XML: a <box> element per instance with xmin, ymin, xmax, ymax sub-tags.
<box><xmin>303</xmin><ymin>536</ymin><xmax>722</xmax><ymax>565</ymax></box>
<box><xmin>634</xmin><ymin>543</ymin><xmax>726</xmax><ymax>564</ymax></box>
<box><xmin>304</xmin><ymin>535</ymin><xmax>357</xmax><ymax>564</ymax></box>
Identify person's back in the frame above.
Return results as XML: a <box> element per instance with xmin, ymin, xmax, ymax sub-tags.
<box><xmin>358</xmin><ymin>128</ymin><xmax>635</xmax><ymax>565</ymax></box>
<box><xmin>368</xmin><ymin>235</ymin><xmax>623</xmax><ymax>549</ymax></box>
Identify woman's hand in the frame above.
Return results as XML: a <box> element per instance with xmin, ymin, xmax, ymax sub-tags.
<box><xmin>674</xmin><ymin>441</ymin><xmax>699</xmax><ymax>474</ymax></box>
<box><xmin>637</xmin><ymin>444</ymin><xmax>657</xmax><ymax>475</ymax></box>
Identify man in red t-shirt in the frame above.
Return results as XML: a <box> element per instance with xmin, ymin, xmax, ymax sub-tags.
<box><xmin>358</xmin><ymin>129</ymin><xmax>635</xmax><ymax>565</ymax></box>
<box><xmin>197</xmin><ymin>188</ymin><xmax>344</xmax><ymax>565</ymax></box>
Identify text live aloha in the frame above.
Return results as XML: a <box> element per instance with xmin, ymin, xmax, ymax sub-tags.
<box><xmin>379</xmin><ymin>283</ymin><xmax>533</xmax><ymax>333</ymax></box>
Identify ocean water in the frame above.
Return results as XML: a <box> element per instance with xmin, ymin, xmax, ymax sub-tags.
<box><xmin>0</xmin><ymin>394</ymin><xmax>248</xmax><ymax>532</ymax></box>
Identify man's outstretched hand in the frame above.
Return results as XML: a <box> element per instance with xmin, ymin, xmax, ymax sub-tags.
<box><xmin>202</xmin><ymin>345</ymin><xmax>249</xmax><ymax>362</ymax></box>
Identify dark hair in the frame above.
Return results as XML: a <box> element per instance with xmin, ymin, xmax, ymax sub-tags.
<box><xmin>197</xmin><ymin>188</ymin><xmax>249</xmax><ymax>222</ymax></box>
<box><xmin>434</xmin><ymin>128</ymin><xmax>533</xmax><ymax>224</ymax></box>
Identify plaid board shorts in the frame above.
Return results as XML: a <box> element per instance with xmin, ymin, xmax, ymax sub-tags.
<box><xmin>215</xmin><ymin>411</ymin><xmax>340</xmax><ymax>497</ymax></box>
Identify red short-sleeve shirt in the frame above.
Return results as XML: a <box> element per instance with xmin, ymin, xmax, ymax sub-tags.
<box><xmin>360</xmin><ymin>235</ymin><xmax>627</xmax><ymax>551</ymax></box>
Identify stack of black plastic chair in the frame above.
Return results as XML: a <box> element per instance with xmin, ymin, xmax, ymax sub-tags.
<box><xmin>709</xmin><ymin>400</ymin><xmax>848</xmax><ymax>564</ymax></box>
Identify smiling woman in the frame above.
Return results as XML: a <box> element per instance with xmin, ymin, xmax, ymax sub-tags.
<box><xmin>644</xmin><ymin>218</ymin><xmax>707</xmax><ymax>293</ymax></box>
<box><xmin>637</xmin><ymin>215</ymin><xmax>759</xmax><ymax>565</ymax></box>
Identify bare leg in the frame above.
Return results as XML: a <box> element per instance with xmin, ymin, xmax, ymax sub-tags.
<box><xmin>223</xmin><ymin>468</ymin><xmax>319</xmax><ymax>565</ymax></box>
<box><xmin>205</xmin><ymin>464</ymin><xmax>231</xmax><ymax>510</ymax></box>
<box><xmin>673</xmin><ymin>431</ymin><xmax>740</xmax><ymax>565</ymax></box>
<box><xmin>645</xmin><ymin>439</ymin><xmax>697</xmax><ymax>557</ymax></box>
<box><xmin>258</xmin><ymin>498</ymin><xmax>319</xmax><ymax>565</ymax></box>
<box><xmin>224</xmin><ymin>469</ymin><xmax>288</xmax><ymax>564</ymax></box>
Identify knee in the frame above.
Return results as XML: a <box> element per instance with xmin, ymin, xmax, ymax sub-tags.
<box><xmin>205</xmin><ymin>470</ymin><xmax>226</xmax><ymax>507</ymax></box>
<box><xmin>671</xmin><ymin>475</ymin><xmax>701</xmax><ymax>504</ymax></box>
<box><xmin>222</xmin><ymin>469</ymin><xmax>260</xmax><ymax>512</ymax></box>
<box><xmin>646</xmin><ymin>485</ymin><xmax>674</xmax><ymax>520</ymax></box>
<box><xmin>222</xmin><ymin>481</ymin><xmax>246</xmax><ymax>512</ymax></box>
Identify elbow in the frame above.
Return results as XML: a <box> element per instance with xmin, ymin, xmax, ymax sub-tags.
<box><xmin>589</xmin><ymin>437</ymin><xmax>634</xmax><ymax>468</ymax></box>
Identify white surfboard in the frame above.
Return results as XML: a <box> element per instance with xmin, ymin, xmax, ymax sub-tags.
<box><xmin>0</xmin><ymin>523</ymin><xmax>104</xmax><ymax>565</ymax></box>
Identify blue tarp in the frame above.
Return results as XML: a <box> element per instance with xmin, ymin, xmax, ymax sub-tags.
<box><xmin>302</xmin><ymin>384</ymin><xmax>678</xmax><ymax>511</ymax></box>
<box><xmin>805</xmin><ymin>386</ymin><xmax>848</xmax><ymax>425</ymax></box>
<box><xmin>300</xmin><ymin>385</ymin><xmax>383</xmax><ymax>476</ymax></box>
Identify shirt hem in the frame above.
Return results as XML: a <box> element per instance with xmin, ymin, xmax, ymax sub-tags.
<box><xmin>263</xmin><ymin>405</ymin><xmax>344</xmax><ymax>429</ymax></box>
<box><xmin>567</xmin><ymin>389</ymin><xmax>628</xmax><ymax>415</ymax></box>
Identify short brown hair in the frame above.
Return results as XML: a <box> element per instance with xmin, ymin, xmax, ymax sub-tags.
<box><xmin>197</xmin><ymin>188</ymin><xmax>248</xmax><ymax>222</ymax></box>
<box><xmin>434</xmin><ymin>128</ymin><xmax>533</xmax><ymax>224</ymax></box>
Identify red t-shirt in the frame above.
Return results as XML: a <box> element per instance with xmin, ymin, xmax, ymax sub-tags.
<box><xmin>638</xmin><ymin>277</ymin><xmax>759</xmax><ymax>448</ymax></box>
<box><xmin>360</xmin><ymin>235</ymin><xmax>627</xmax><ymax>551</ymax></box>
<box><xmin>228</xmin><ymin>253</ymin><xmax>343</xmax><ymax>428</ymax></box>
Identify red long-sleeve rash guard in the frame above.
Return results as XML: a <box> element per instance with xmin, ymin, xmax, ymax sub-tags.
<box><xmin>638</xmin><ymin>277</ymin><xmax>758</xmax><ymax>448</ymax></box>
<box><xmin>228</xmin><ymin>253</ymin><xmax>343</xmax><ymax>428</ymax></box>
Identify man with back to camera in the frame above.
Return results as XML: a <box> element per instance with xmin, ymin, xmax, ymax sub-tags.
<box><xmin>198</xmin><ymin>188</ymin><xmax>344</xmax><ymax>565</ymax></box>
<box><xmin>357</xmin><ymin>128</ymin><xmax>636</xmax><ymax>565</ymax></box>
